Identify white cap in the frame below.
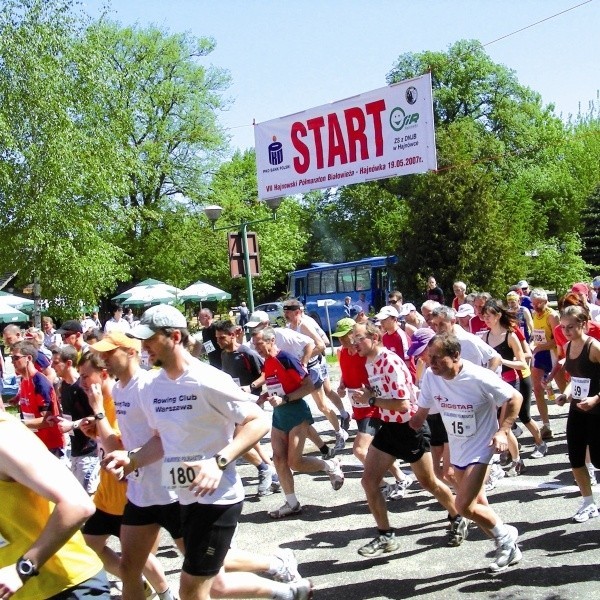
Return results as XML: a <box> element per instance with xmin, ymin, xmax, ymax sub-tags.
<box><xmin>128</xmin><ymin>305</ymin><xmax>187</xmax><ymax>339</ymax></box>
<box><xmin>517</xmin><ymin>280</ymin><xmax>529</xmax><ymax>289</ymax></box>
<box><xmin>246</xmin><ymin>310</ymin><xmax>269</xmax><ymax>329</ymax></box>
<box><xmin>375</xmin><ymin>305</ymin><xmax>399</xmax><ymax>321</ymax></box>
<box><xmin>456</xmin><ymin>304</ymin><xmax>475</xmax><ymax>318</ymax></box>
<box><xmin>399</xmin><ymin>302</ymin><xmax>416</xmax><ymax>317</ymax></box>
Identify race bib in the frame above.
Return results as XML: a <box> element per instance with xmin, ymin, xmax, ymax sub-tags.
<box><xmin>319</xmin><ymin>361</ymin><xmax>329</xmax><ymax>379</ymax></box>
<box><xmin>368</xmin><ymin>374</ymin><xmax>384</xmax><ymax>398</ymax></box>
<box><xmin>203</xmin><ymin>340</ymin><xmax>216</xmax><ymax>354</ymax></box>
<box><xmin>162</xmin><ymin>455</ymin><xmax>202</xmax><ymax>490</ymax></box>
<box><xmin>348</xmin><ymin>388</ymin><xmax>368</xmax><ymax>408</ymax></box>
<box><xmin>443</xmin><ymin>410</ymin><xmax>476</xmax><ymax>438</ymax></box>
<box><xmin>266</xmin><ymin>382</ymin><xmax>285</xmax><ymax>397</ymax></box>
<box><xmin>571</xmin><ymin>376</ymin><xmax>591</xmax><ymax>401</ymax></box>
<box><xmin>532</xmin><ymin>329</ymin><xmax>547</xmax><ymax>345</ymax></box>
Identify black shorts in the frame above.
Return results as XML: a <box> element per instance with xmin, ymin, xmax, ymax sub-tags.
<box><xmin>372</xmin><ymin>421</ymin><xmax>431</xmax><ymax>463</ymax></box>
<box><xmin>82</xmin><ymin>508</ymin><xmax>122</xmax><ymax>537</ymax></box>
<box><xmin>122</xmin><ymin>500</ymin><xmax>183</xmax><ymax>540</ymax></box>
<box><xmin>356</xmin><ymin>416</ymin><xmax>382</xmax><ymax>437</ymax></box>
<box><xmin>181</xmin><ymin>501</ymin><xmax>243</xmax><ymax>577</ymax></box>
<box><xmin>426</xmin><ymin>413</ymin><xmax>448</xmax><ymax>447</ymax></box>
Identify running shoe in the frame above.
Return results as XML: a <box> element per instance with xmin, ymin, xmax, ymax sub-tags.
<box><xmin>498</xmin><ymin>450</ymin><xmax>512</xmax><ymax>467</ymax></box>
<box><xmin>322</xmin><ymin>445</ymin><xmax>336</xmax><ymax>459</ymax></box>
<box><xmin>386</xmin><ymin>479</ymin><xmax>412</xmax><ymax>500</ymax></box>
<box><xmin>258</xmin><ymin>467</ymin><xmax>277</xmax><ymax>496</ymax></box>
<box><xmin>489</xmin><ymin>463</ymin><xmax>506</xmax><ymax>482</ymax></box>
<box><xmin>334</xmin><ymin>428</ymin><xmax>349</xmax><ymax>451</ymax></box>
<box><xmin>289</xmin><ymin>578</ymin><xmax>313</xmax><ymax>600</ymax></box>
<box><xmin>530</xmin><ymin>442</ymin><xmax>548</xmax><ymax>459</ymax></box>
<box><xmin>573</xmin><ymin>502</ymin><xmax>599</xmax><ymax>523</ymax></box>
<box><xmin>269</xmin><ymin>501</ymin><xmax>302</xmax><ymax>519</ymax></box>
<box><xmin>339</xmin><ymin>413</ymin><xmax>351</xmax><ymax>432</ymax></box>
<box><xmin>358</xmin><ymin>533</ymin><xmax>399</xmax><ymax>557</ymax></box>
<box><xmin>272</xmin><ymin>548</ymin><xmax>301</xmax><ymax>583</ymax></box>
<box><xmin>484</xmin><ymin>479</ymin><xmax>497</xmax><ymax>493</ymax></box>
<box><xmin>326</xmin><ymin>458</ymin><xmax>345</xmax><ymax>491</ymax></box>
<box><xmin>447</xmin><ymin>515</ymin><xmax>470</xmax><ymax>547</ymax></box>
<box><xmin>504</xmin><ymin>459</ymin><xmax>525</xmax><ymax>477</ymax></box>
<box><xmin>489</xmin><ymin>525</ymin><xmax>521</xmax><ymax>573</ymax></box>
<box><xmin>540</xmin><ymin>424</ymin><xmax>554</xmax><ymax>440</ymax></box>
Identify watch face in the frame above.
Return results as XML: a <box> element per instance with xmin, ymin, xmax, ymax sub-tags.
<box><xmin>95</xmin><ymin>412</ymin><xmax>105</xmax><ymax>420</ymax></box>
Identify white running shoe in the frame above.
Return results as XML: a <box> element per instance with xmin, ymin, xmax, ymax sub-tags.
<box><xmin>289</xmin><ymin>578</ymin><xmax>313</xmax><ymax>600</ymax></box>
<box><xmin>269</xmin><ymin>501</ymin><xmax>302</xmax><ymax>519</ymax></box>
<box><xmin>326</xmin><ymin>458</ymin><xmax>345</xmax><ymax>491</ymax></box>
<box><xmin>489</xmin><ymin>525</ymin><xmax>521</xmax><ymax>573</ymax></box>
<box><xmin>573</xmin><ymin>502</ymin><xmax>599</xmax><ymax>523</ymax></box>
<box><xmin>530</xmin><ymin>442</ymin><xmax>548</xmax><ymax>459</ymax></box>
<box><xmin>272</xmin><ymin>548</ymin><xmax>301</xmax><ymax>583</ymax></box>
<box><xmin>334</xmin><ymin>428</ymin><xmax>349</xmax><ymax>451</ymax></box>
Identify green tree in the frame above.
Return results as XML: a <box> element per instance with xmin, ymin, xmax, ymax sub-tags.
<box><xmin>0</xmin><ymin>0</ymin><xmax>129</xmax><ymax>314</ymax></box>
<box><xmin>81</xmin><ymin>20</ymin><xmax>231</xmax><ymax>283</ymax></box>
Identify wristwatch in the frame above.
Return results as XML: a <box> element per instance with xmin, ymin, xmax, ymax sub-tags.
<box><xmin>214</xmin><ymin>454</ymin><xmax>228</xmax><ymax>471</ymax></box>
<box><xmin>16</xmin><ymin>556</ymin><xmax>39</xmax><ymax>583</ymax></box>
<box><xmin>282</xmin><ymin>394</ymin><xmax>290</xmax><ymax>404</ymax></box>
<box><xmin>368</xmin><ymin>397</ymin><xmax>377</xmax><ymax>407</ymax></box>
<box><xmin>94</xmin><ymin>412</ymin><xmax>105</xmax><ymax>420</ymax></box>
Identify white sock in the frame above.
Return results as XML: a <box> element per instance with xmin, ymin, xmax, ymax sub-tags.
<box><xmin>490</xmin><ymin>520</ymin><xmax>508</xmax><ymax>540</ymax></box>
<box><xmin>581</xmin><ymin>495</ymin><xmax>594</xmax><ymax>507</ymax></box>
<box><xmin>285</xmin><ymin>493</ymin><xmax>299</xmax><ymax>507</ymax></box>
<box><xmin>340</xmin><ymin>409</ymin><xmax>349</xmax><ymax>419</ymax></box>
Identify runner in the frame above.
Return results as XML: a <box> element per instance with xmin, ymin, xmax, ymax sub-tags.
<box><xmin>411</xmin><ymin>333</ymin><xmax>524</xmax><ymax>573</ymax></box>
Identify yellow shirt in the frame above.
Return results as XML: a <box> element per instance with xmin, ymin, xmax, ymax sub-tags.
<box><xmin>0</xmin><ymin>423</ymin><xmax>103</xmax><ymax>599</ymax></box>
<box><xmin>93</xmin><ymin>395</ymin><xmax>128</xmax><ymax>515</ymax></box>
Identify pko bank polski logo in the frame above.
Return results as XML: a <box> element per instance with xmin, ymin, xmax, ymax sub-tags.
<box><xmin>268</xmin><ymin>137</ymin><xmax>283</xmax><ymax>166</ymax></box>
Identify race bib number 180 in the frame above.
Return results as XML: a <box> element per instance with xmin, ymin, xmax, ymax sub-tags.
<box><xmin>161</xmin><ymin>455</ymin><xmax>202</xmax><ymax>490</ymax></box>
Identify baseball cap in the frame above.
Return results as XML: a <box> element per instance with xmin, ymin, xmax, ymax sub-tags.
<box><xmin>407</xmin><ymin>328</ymin><xmax>436</xmax><ymax>358</ymax></box>
<box><xmin>90</xmin><ymin>331</ymin><xmax>141</xmax><ymax>353</ymax></box>
<box><xmin>571</xmin><ymin>282</ymin><xmax>589</xmax><ymax>295</ymax></box>
<box><xmin>592</xmin><ymin>276</ymin><xmax>600</xmax><ymax>289</ymax></box>
<box><xmin>128</xmin><ymin>305</ymin><xmax>187</xmax><ymax>340</ymax></box>
<box><xmin>56</xmin><ymin>320</ymin><xmax>83</xmax><ymax>335</ymax></box>
<box><xmin>517</xmin><ymin>280</ymin><xmax>529</xmax><ymax>289</ymax></box>
<box><xmin>506</xmin><ymin>291</ymin><xmax>520</xmax><ymax>302</ymax></box>
<box><xmin>246</xmin><ymin>311</ymin><xmax>269</xmax><ymax>329</ymax></box>
<box><xmin>331</xmin><ymin>318</ymin><xmax>355</xmax><ymax>338</ymax></box>
<box><xmin>399</xmin><ymin>302</ymin><xmax>416</xmax><ymax>317</ymax></box>
<box><xmin>456</xmin><ymin>303</ymin><xmax>475</xmax><ymax>318</ymax></box>
<box><xmin>375</xmin><ymin>305</ymin><xmax>399</xmax><ymax>321</ymax></box>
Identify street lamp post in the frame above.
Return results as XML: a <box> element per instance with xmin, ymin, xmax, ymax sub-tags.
<box><xmin>204</xmin><ymin>197</ymin><xmax>283</xmax><ymax>314</ymax></box>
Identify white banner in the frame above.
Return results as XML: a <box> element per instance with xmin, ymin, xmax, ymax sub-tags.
<box><xmin>254</xmin><ymin>73</ymin><xmax>437</xmax><ymax>199</ymax></box>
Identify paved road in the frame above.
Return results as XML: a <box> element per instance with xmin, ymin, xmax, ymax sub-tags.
<box><xmin>112</xmin><ymin>365</ymin><xmax>600</xmax><ymax>599</ymax></box>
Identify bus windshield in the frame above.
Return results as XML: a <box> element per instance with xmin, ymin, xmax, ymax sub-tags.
<box><xmin>287</xmin><ymin>256</ymin><xmax>398</xmax><ymax>334</ymax></box>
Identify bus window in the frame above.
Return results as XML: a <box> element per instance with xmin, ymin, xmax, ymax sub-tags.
<box><xmin>307</xmin><ymin>272</ymin><xmax>320</xmax><ymax>296</ymax></box>
<box><xmin>293</xmin><ymin>276</ymin><xmax>306</xmax><ymax>300</ymax></box>
<box><xmin>337</xmin><ymin>268</ymin><xmax>354</xmax><ymax>293</ymax></box>
<box><xmin>321</xmin><ymin>270</ymin><xmax>336</xmax><ymax>294</ymax></box>
<box><xmin>356</xmin><ymin>266</ymin><xmax>371</xmax><ymax>291</ymax></box>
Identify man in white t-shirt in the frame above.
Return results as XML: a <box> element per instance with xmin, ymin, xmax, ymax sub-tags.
<box><xmin>410</xmin><ymin>333</ymin><xmax>523</xmax><ymax>573</ymax></box>
<box><xmin>102</xmin><ymin>306</ymin><xmax>274</xmax><ymax>600</ymax></box>
<box><xmin>104</xmin><ymin>305</ymin><xmax>131</xmax><ymax>334</ymax></box>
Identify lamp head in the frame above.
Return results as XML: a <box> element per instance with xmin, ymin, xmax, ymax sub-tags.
<box><xmin>265</xmin><ymin>196</ymin><xmax>283</xmax><ymax>215</ymax></box>
<box><xmin>204</xmin><ymin>204</ymin><xmax>223</xmax><ymax>226</ymax></box>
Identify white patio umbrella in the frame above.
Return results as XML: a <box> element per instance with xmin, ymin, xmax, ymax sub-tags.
<box><xmin>0</xmin><ymin>302</ymin><xmax>29</xmax><ymax>324</ymax></box>
<box><xmin>179</xmin><ymin>281</ymin><xmax>231</xmax><ymax>302</ymax></box>
<box><xmin>0</xmin><ymin>291</ymin><xmax>34</xmax><ymax>311</ymax></box>
<box><xmin>112</xmin><ymin>278</ymin><xmax>183</xmax><ymax>304</ymax></box>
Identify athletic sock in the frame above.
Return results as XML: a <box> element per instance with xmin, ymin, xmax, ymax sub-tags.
<box><xmin>257</xmin><ymin>462</ymin><xmax>269</xmax><ymax>472</ymax></box>
<box><xmin>272</xmin><ymin>582</ymin><xmax>294</xmax><ymax>600</ymax></box>
<box><xmin>285</xmin><ymin>493</ymin><xmax>299</xmax><ymax>507</ymax></box>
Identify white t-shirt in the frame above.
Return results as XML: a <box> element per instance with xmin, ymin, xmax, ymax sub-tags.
<box><xmin>247</xmin><ymin>327</ymin><xmax>313</xmax><ymax>363</ymax></box>
<box><xmin>454</xmin><ymin>325</ymin><xmax>500</xmax><ymax>369</ymax></box>
<box><xmin>139</xmin><ymin>357</ymin><xmax>260</xmax><ymax>506</ymax></box>
<box><xmin>104</xmin><ymin>318</ymin><xmax>131</xmax><ymax>334</ymax></box>
<box><xmin>113</xmin><ymin>369</ymin><xmax>177</xmax><ymax>507</ymax></box>
<box><xmin>419</xmin><ymin>360</ymin><xmax>515</xmax><ymax>468</ymax></box>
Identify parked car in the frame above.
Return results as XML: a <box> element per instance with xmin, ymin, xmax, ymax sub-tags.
<box><xmin>254</xmin><ymin>302</ymin><xmax>285</xmax><ymax>326</ymax></box>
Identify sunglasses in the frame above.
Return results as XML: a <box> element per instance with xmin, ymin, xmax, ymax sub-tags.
<box><xmin>283</xmin><ymin>306</ymin><xmax>300</xmax><ymax>311</ymax></box>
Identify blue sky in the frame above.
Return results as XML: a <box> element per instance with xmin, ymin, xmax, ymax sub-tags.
<box><xmin>91</xmin><ymin>0</ymin><xmax>599</xmax><ymax>152</ymax></box>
